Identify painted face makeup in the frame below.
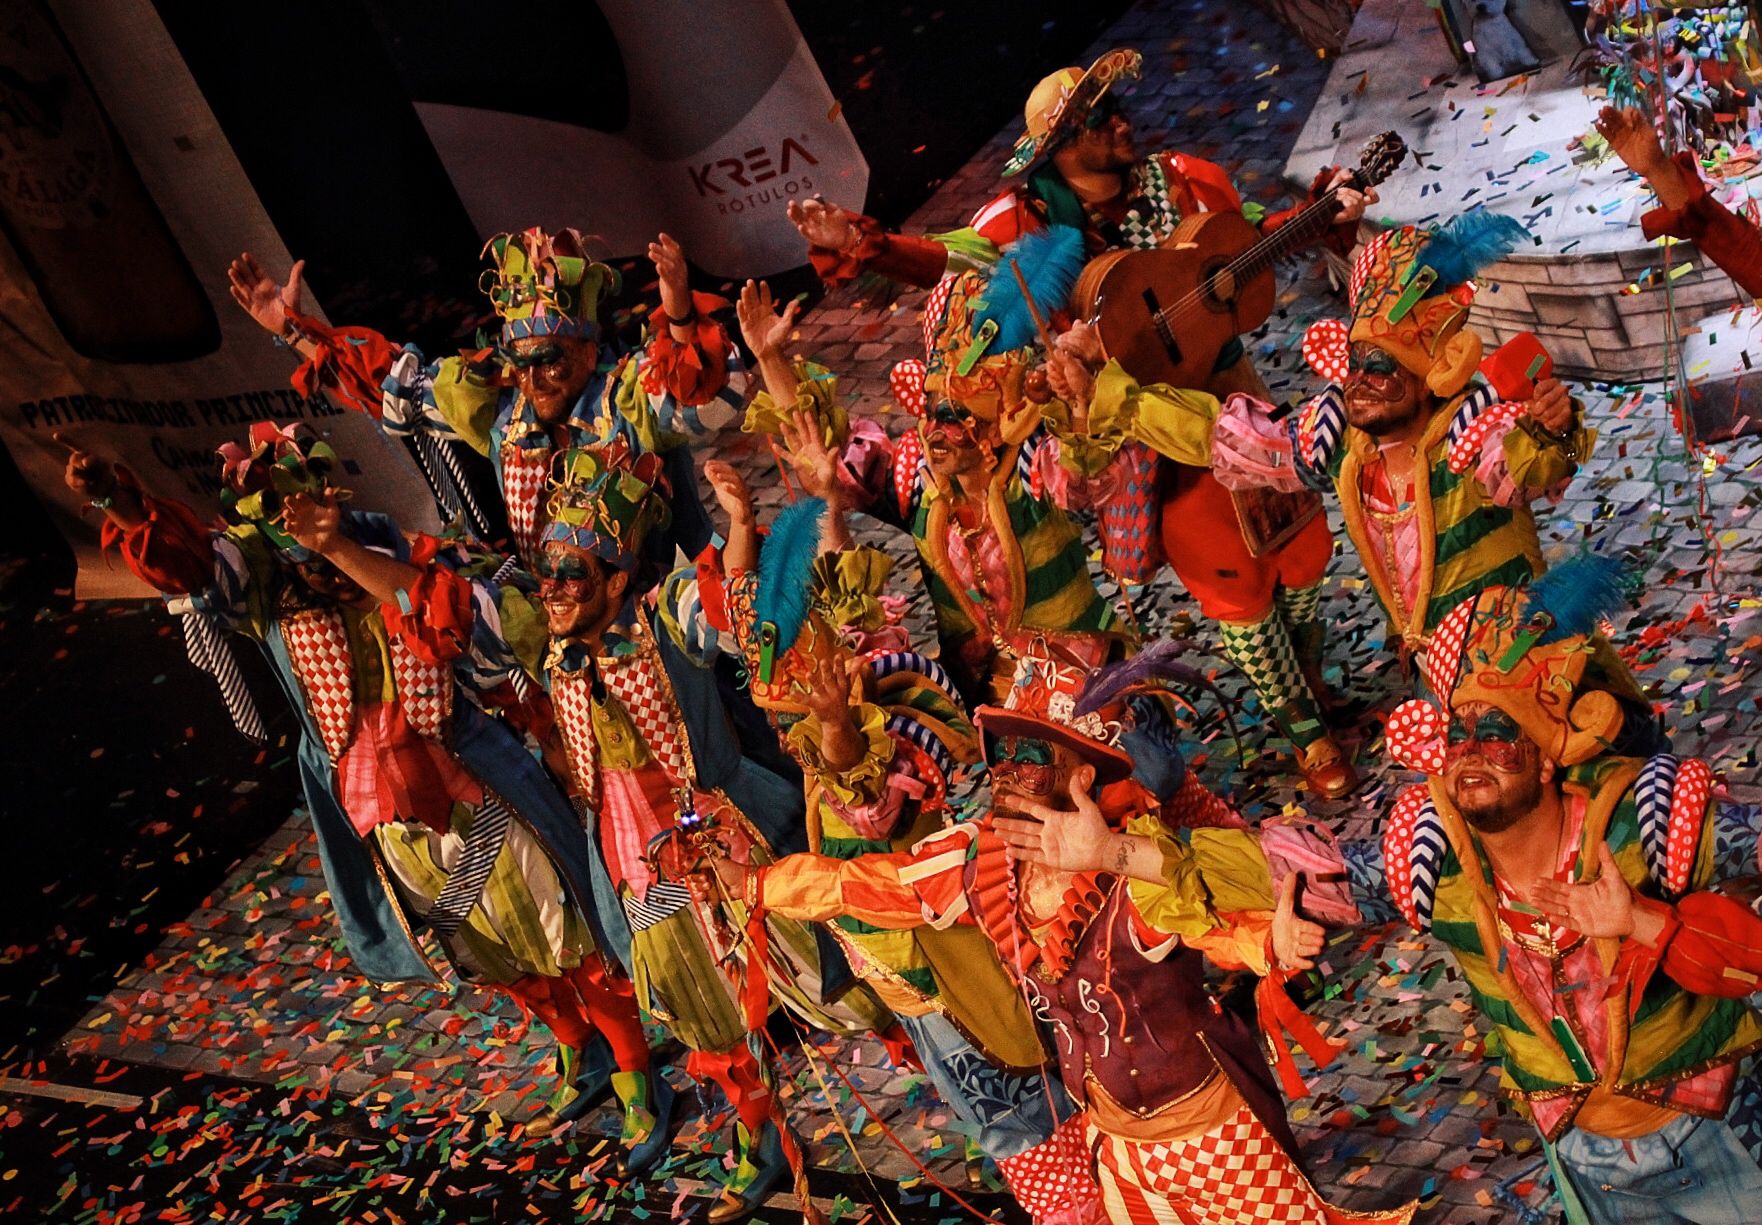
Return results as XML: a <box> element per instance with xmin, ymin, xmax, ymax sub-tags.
<box><xmin>991</xmin><ymin>736</ymin><xmax>1057</xmax><ymax>797</ymax></box>
<box><xmin>1444</xmin><ymin>707</ymin><xmax>1525</xmax><ymax>772</ymax></box>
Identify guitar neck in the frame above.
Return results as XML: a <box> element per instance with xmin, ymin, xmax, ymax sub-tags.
<box><xmin>1238</xmin><ymin>191</ymin><xmax>1344</xmax><ymax>276</ymax></box>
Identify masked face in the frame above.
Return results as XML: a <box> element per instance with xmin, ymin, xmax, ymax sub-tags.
<box><xmin>537</xmin><ymin>542</ymin><xmax>624</xmax><ymax>639</ymax></box>
<box><xmin>1441</xmin><ymin>701</ymin><xmax>1546</xmax><ymax>833</ymax></box>
<box><xmin>921</xmin><ymin>403</ymin><xmax>1000</xmax><ymax>481</ymax></box>
<box><xmin>990</xmin><ymin>735</ymin><xmax>1086</xmax><ymax>806</ymax></box>
<box><xmin>1053</xmin><ymin>95</ymin><xmax>1136</xmax><ymax>175</ymax></box>
<box><xmin>292</xmin><ymin>554</ymin><xmax>368</xmax><ymax>607</ymax></box>
<box><xmin>508</xmin><ymin>335</ymin><xmax>599</xmax><ymax>425</ymax></box>
<box><xmin>1342</xmin><ymin>342</ymin><xmax>1428</xmax><ymax>436</ymax></box>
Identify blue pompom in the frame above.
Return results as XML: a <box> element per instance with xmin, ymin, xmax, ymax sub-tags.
<box><xmin>1420</xmin><ymin>210</ymin><xmax>1531</xmax><ymax>297</ymax></box>
<box><xmin>1523</xmin><ymin>552</ymin><xmax>1631</xmax><ymax>644</ymax></box>
<box><xmin>975</xmin><ymin>225</ymin><xmax>1087</xmax><ymax>352</ymax></box>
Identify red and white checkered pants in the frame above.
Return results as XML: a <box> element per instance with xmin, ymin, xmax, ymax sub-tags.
<box><xmin>1090</xmin><ymin>1106</ymin><xmax>1413</xmax><ymax>1225</ymax></box>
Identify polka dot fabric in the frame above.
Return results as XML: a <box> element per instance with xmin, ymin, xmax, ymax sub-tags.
<box><xmin>1446</xmin><ymin>400</ymin><xmax>1524</xmax><ymax>475</ymax></box>
<box><xmin>994</xmin><ymin>1112</ymin><xmax>1107</xmax><ymax>1222</ymax></box>
<box><xmin>1666</xmin><ymin>757</ymin><xmax>1715</xmax><ymax>897</ymax></box>
<box><xmin>892</xmin><ymin>428</ymin><xmax>925</xmax><ymax>521</ymax></box>
<box><xmin>890</xmin><ymin>359</ymin><xmax>928</xmax><ymax>418</ymax></box>
<box><xmin>1349</xmin><ymin>229</ymin><xmax>1404</xmax><ymax>311</ymax></box>
<box><xmin>1385</xmin><ymin>698</ymin><xmax>1448</xmax><ymax>774</ymax></box>
<box><xmin>1302</xmin><ymin>319</ymin><xmax>1350</xmax><ymax>383</ymax></box>
<box><xmin>1423</xmin><ymin>599</ymin><xmax>1477</xmax><ymax>699</ymax></box>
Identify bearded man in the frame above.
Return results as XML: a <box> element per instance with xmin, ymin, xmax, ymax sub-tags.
<box><xmin>1380</xmin><ymin>557</ymin><xmax>1762</xmax><ymax>1224</ymax></box>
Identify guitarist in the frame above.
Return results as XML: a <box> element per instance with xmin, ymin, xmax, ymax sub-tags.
<box><xmin>788</xmin><ymin>49</ymin><xmax>1377</xmax><ymax>799</ymax></box>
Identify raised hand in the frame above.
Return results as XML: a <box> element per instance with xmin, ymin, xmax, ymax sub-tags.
<box><xmin>226</xmin><ymin>251</ymin><xmax>305</xmax><ymax>336</ymax></box>
<box><xmin>777</xmin><ymin>406</ymin><xmax>842</xmax><ymax>505</ymax></box>
<box><xmin>1524</xmin><ymin>377</ymin><xmax>1574</xmax><ymax>436</ymax></box>
<box><xmin>800</xmin><ymin>643</ymin><xmax>857</xmax><ymax>725</ymax></box>
<box><xmin>647</xmin><ymin>232</ymin><xmax>692</xmax><ymax>322</ymax></box>
<box><xmin>1529</xmin><ymin>843</ymin><xmax>1639</xmax><ymax>939</ymax></box>
<box><xmin>736</xmin><ymin>279</ymin><xmax>802</xmax><ymax>359</ymax></box>
<box><xmin>1594</xmin><ymin>105</ymin><xmax>1668</xmax><ymax>177</ymax></box>
<box><xmin>1271</xmin><ymin>873</ymin><xmax>1326</xmax><ymax>972</ymax></box>
<box><xmin>703</xmin><ymin>459</ymin><xmax>753</xmax><ymax>525</ymax></box>
<box><xmin>1044</xmin><ymin>349</ymin><xmax>1096</xmax><ymax>429</ymax></box>
<box><xmin>57</xmin><ymin>431</ymin><xmax>117</xmax><ymax>499</ymax></box>
<box><xmin>786</xmin><ymin>197</ymin><xmax>859</xmax><ymax>252</ymax></box>
<box><xmin>993</xmin><ymin>766</ymin><xmax>1111</xmax><ymax>873</ymax></box>
<box><xmin>280</xmin><ymin>489</ymin><xmax>343</xmax><ymax>556</ymax></box>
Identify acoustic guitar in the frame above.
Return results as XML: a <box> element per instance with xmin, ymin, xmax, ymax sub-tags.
<box><xmin>1072</xmin><ymin>131</ymin><xmax>1409</xmax><ymax>390</ymax></box>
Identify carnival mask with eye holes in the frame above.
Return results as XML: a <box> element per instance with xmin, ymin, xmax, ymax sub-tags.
<box><xmin>747</xmin><ymin>612</ymin><xmax>867</xmax><ymax>717</ymax></box>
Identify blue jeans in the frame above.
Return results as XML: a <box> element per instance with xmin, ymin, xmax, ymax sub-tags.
<box><xmin>897</xmin><ymin>1010</ymin><xmax>1073</xmax><ymax>1161</ymax></box>
<box><xmin>1555</xmin><ymin>1109</ymin><xmax>1762</xmax><ymax>1225</ymax></box>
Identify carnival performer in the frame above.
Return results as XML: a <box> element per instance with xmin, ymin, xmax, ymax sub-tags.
<box><xmin>59</xmin><ymin>423</ymin><xmax>669</xmax><ymax>1161</ymax></box>
<box><xmin>786</xmin><ymin>48</ymin><xmax>1374</xmax><ymax>797</ymax></box>
<box><xmin>1378</xmin><ymin>555</ymin><xmax>1762</xmax><ymax>1224</ymax></box>
<box><xmin>406</xmin><ymin>439</ymin><xmax>892</xmax><ymax>1222</ymax></box>
<box><xmin>694</xmin><ymin>470</ymin><xmax>1108</xmax><ymax>1223</ymax></box>
<box><xmin>224</xmin><ymin>229</ymin><xmax>740</xmax><ymax>570</ymax></box>
<box><xmin>741</xmin><ymin>231</ymin><xmax>1356</xmax><ymax>797</ymax></box>
<box><xmin>1595</xmin><ymin>105</ymin><xmax>1762</xmax><ymax>299</ymax></box>
<box><xmin>1287</xmin><ymin>209</ymin><xmax>1664</xmax><ymax>744</ymax></box>
<box><xmin>708</xmin><ymin>652</ymin><xmax>1416</xmax><ymax>1225</ymax></box>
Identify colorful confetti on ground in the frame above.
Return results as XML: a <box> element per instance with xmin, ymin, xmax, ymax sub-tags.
<box><xmin>6</xmin><ymin>0</ymin><xmax>1762</xmax><ymax>1222</ymax></box>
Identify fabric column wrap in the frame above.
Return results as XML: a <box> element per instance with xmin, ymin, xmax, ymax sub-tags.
<box><xmin>427</xmin><ymin>793</ymin><xmax>517</xmax><ymax>938</ymax></box>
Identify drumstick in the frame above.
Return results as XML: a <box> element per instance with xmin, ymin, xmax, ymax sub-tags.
<box><xmin>1009</xmin><ymin>257</ymin><xmax>1059</xmax><ymax>355</ymax></box>
<box><xmin>51</xmin><ymin>430</ymin><xmax>82</xmax><ymax>453</ymax></box>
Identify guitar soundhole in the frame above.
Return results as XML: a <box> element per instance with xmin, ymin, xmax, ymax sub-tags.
<box><xmin>1205</xmin><ymin>260</ymin><xmax>1237</xmax><ymax>311</ymax></box>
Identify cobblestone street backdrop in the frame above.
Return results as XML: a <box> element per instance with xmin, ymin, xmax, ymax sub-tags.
<box><xmin>7</xmin><ymin>1</ymin><xmax>1762</xmax><ymax>1222</ymax></box>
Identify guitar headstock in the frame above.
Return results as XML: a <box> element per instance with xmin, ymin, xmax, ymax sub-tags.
<box><xmin>1355</xmin><ymin>131</ymin><xmax>1409</xmax><ymax>188</ymax></box>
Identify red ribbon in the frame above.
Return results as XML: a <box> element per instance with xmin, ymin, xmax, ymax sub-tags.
<box><xmin>1255</xmin><ymin>970</ymin><xmax>1345</xmax><ymax>1099</ymax></box>
<box><xmin>741</xmin><ymin>909</ymin><xmax>772</xmax><ymax>1033</ymax></box>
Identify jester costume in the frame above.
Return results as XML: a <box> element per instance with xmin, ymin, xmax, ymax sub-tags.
<box><xmin>439</xmin><ymin>444</ymin><xmax>889</xmax><ymax>1221</ymax></box>
<box><xmin>746</xmin><ymin>270</ymin><xmax>1127</xmax><ymax>711</ymax></box>
<box><xmin>802</xmin><ymin>49</ymin><xmax>1354</xmax><ymax>794</ymax></box>
<box><xmin>1379</xmin><ymin>563</ymin><xmax>1762</xmax><ymax>1224</ymax></box>
<box><xmin>748</xmin><ymin>657</ymin><xmax>1415</xmax><ymax>1225</ymax></box>
<box><xmin>1291</xmin><ymin>214</ymin><xmax>1592</xmax><ymax>661</ymax></box>
<box><xmin>101</xmin><ymin>423</ymin><xmax>660</xmax><ymax>1152</ymax></box>
<box><xmin>278</xmin><ymin>227</ymin><xmax>742</xmax><ymax>570</ymax></box>
<box><xmin>708</xmin><ymin>495</ymin><xmax>1107</xmax><ymax>1223</ymax></box>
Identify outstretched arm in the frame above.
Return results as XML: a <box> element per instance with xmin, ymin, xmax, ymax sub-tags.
<box><xmin>281</xmin><ymin>490</ymin><xmax>423</xmax><ymax>607</ymax></box>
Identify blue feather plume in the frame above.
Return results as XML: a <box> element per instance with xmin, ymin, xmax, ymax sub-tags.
<box><xmin>1419</xmin><ymin>210</ymin><xmax>1531</xmax><ymax>297</ymax></box>
<box><xmin>756</xmin><ymin>497</ymin><xmax>826</xmax><ymax>654</ymax></box>
<box><xmin>1522</xmin><ymin>551</ymin><xmax>1632</xmax><ymax>644</ymax></box>
<box><xmin>975</xmin><ymin>225</ymin><xmax>1087</xmax><ymax>352</ymax></box>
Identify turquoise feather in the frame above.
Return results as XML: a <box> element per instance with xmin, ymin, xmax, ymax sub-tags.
<box><xmin>975</xmin><ymin>225</ymin><xmax>1087</xmax><ymax>352</ymax></box>
<box><xmin>1419</xmin><ymin>209</ymin><xmax>1532</xmax><ymax>297</ymax></box>
<box><xmin>1522</xmin><ymin>552</ymin><xmax>1632</xmax><ymax>644</ymax></box>
<box><xmin>755</xmin><ymin>497</ymin><xmax>826</xmax><ymax>655</ymax></box>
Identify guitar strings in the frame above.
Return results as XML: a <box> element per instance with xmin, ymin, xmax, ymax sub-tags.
<box><xmin>1147</xmin><ymin>183</ymin><xmax>1355</xmax><ymax>329</ymax></box>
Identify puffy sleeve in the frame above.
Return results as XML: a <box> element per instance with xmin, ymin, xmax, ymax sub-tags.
<box><xmin>788</xmin><ymin>701</ymin><xmax>898</xmax><ymax>807</ymax></box>
<box><xmin>742</xmin><ymin>360</ymin><xmax>902</xmax><ymax>515</ymax></box>
<box><xmin>103</xmin><ymin>487</ymin><xmax>276</xmax><ymax>638</ymax></box>
<box><xmin>641</xmin><ymin>292</ymin><xmax>739</xmax><ymax>409</ymax></box>
<box><xmin>808</xmin><ymin>213</ymin><xmax>956</xmax><ymax>289</ymax></box>
<box><xmin>1042</xmin><ymin>360</ymin><xmax>1220</xmax><ymax>476</ymax></box>
<box><xmin>283</xmin><ymin>308</ymin><xmax>400</xmax><ymax>419</ymax></box>
<box><xmin>380</xmin><ymin>348</ymin><xmax>502</xmax><ymax>457</ymax></box>
<box><xmin>1640</xmin><ymin>151</ymin><xmax>1762</xmax><ymax>300</ymax></box>
<box><xmin>756</xmin><ymin>824</ymin><xmax>978</xmax><ymax>929</ymax></box>
<box><xmin>1447</xmin><ymin>396</ymin><xmax>1593</xmax><ymax>508</ymax></box>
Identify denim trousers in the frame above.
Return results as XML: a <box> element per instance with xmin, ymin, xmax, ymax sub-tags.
<box><xmin>1555</xmin><ymin>1108</ymin><xmax>1762</xmax><ymax>1225</ymax></box>
<box><xmin>896</xmin><ymin>1010</ymin><xmax>1073</xmax><ymax>1161</ymax></box>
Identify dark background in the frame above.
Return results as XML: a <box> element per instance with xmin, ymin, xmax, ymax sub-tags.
<box><xmin>0</xmin><ymin>0</ymin><xmax>1131</xmax><ymax>1063</ymax></box>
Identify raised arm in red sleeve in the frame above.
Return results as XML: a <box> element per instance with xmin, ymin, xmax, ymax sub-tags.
<box><xmin>1641</xmin><ymin>151</ymin><xmax>1762</xmax><ymax>299</ymax></box>
<box><xmin>99</xmin><ymin>479</ymin><xmax>217</xmax><ymax>595</ymax></box>
<box><xmin>284</xmin><ymin>308</ymin><xmax>400</xmax><ymax>418</ymax></box>
<box><xmin>643</xmin><ymin>290</ymin><xmax>736</xmax><ymax>406</ymax></box>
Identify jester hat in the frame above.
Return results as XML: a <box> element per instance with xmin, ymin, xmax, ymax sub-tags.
<box><xmin>1385</xmin><ymin>554</ymin><xmax>1632</xmax><ymax>774</ymax></box>
<box><xmin>216</xmin><ymin>422</ymin><xmax>339</xmax><ymax>559</ymax></box>
<box><xmin>1303</xmin><ymin>210</ymin><xmax>1531</xmax><ymax>400</ymax></box>
<box><xmin>891</xmin><ymin>225</ymin><xmax>1088</xmax><ymax>448</ymax></box>
<box><xmin>540</xmin><ymin>442</ymin><xmax>671</xmax><ymax>573</ymax></box>
<box><xmin>481</xmin><ymin>227</ymin><xmax>620</xmax><ymax>345</ymax></box>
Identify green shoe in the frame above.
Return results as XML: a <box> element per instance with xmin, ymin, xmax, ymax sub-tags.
<box><xmin>708</xmin><ymin>1120</ymin><xmax>789</xmax><ymax>1223</ymax></box>
<box><xmin>526</xmin><ymin>1045</ymin><xmax>591</xmax><ymax>1139</ymax></box>
<box><xmin>613</xmin><ymin>1069</ymin><xmax>678</xmax><ymax>1174</ymax></box>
